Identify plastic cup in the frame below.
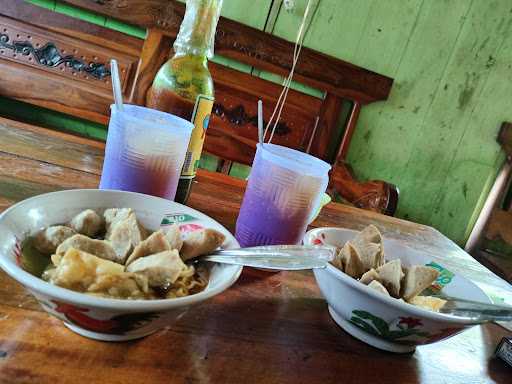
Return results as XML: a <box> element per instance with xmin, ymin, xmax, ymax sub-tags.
<box><xmin>99</xmin><ymin>104</ymin><xmax>193</xmax><ymax>201</ymax></box>
<box><xmin>235</xmin><ymin>143</ymin><xmax>331</xmax><ymax>247</ymax></box>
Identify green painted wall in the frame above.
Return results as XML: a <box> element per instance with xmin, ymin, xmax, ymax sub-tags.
<box><xmin>11</xmin><ymin>0</ymin><xmax>511</xmax><ymax>246</ymax></box>
<box><xmin>272</xmin><ymin>0</ymin><xmax>510</xmax><ymax>245</ymax></box>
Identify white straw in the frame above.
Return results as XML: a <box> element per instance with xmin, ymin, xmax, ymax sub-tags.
<box><xmin>110</xmin><ymin>59</ymin><xmax>124</xmax><ymax>112</ymax></box>
<box><xmin>264</xmin><ymin>0</ymin><xmax>312</xmax><ymax>143</ymax></box>
<box><xmin>306</xmin><ymin>116</ymin><xmax>320</xmax><ymax>153</ymax></box>
<box><xmin>258</xmin><ymin>99</ymin><xmax>263</xmax><ymax>146</ymax></box>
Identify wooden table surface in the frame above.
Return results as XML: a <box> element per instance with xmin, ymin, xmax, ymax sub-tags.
<box><xmin>0</xmin><ymin>117</ymin><xmax>511</xmax><ymax>383</ymax></box>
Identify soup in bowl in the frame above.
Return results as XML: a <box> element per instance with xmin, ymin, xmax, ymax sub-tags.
<box><xmin>0</xmin><ymin>189</ymin><xmax>242</xmax><ymax>341</ymax></box>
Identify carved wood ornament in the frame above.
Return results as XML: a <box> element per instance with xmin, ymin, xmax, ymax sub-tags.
<box><xmin>0</xmin><ymin>33</ymin><xmax>110</xmax><ymax>79</ymax></box>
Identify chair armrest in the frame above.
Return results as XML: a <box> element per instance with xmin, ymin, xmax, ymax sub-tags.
<box><xmin>328</xmin><ymin>161</ymin><xmax>399</xmax><ymax>216</ymax></box>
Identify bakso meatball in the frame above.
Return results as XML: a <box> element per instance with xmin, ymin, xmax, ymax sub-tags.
<box><xmin>69</xmin><ymin>209</ymin><xmax>104</xmax><ymax>237</ymax></box>
<box><xmin>34</xmin><ymin>225</ymin><xmax>76</xmax><ymax>255</ymax></box>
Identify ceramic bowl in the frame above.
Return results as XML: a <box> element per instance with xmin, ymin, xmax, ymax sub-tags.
<box><xmin>0</xmin><ymin>189</ymin><xmax>242</xmax><ymax>341</ymax></box>
<box><xmin>304</xmin><ymin>227</ymin><xmax>491</xmax><ymax>353</ymax></box>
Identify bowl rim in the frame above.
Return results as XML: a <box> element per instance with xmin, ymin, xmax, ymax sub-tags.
<box><xmin>306</xmin><ymin>227</ymin><xmax>490</xmax><ymax>325</ymax></box>
<box><xmin>0</xmin><ymin>189</ymin><xmax>243</xmax><ymax>311</ymax></box>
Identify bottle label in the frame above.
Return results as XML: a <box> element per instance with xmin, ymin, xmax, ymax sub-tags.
<box><xmin>181</xmin><ymin>94</ymin><xmax>214</xmax><ymax>178</ymax></box>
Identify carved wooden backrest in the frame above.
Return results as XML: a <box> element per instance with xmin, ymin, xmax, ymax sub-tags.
<box><xmin>0</xmin><ymin>1</ymin><xmax>142</xmax><ymax>124</ymax></box>
<box><xmin>0</xmin><ymin>0</ymin><xmax>398</xmax><ymax>214</ymax></box>
<box><xmin>71</xmin><ymin>0</ymin><xmax>393</xmax><ymax>166</ymax></box>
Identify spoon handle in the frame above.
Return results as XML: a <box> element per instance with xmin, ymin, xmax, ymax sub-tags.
<box><xmin>202</xmin><ymin>245</ymin><xmax>335</xmax><ymax>271</ymax></box>
<box><xmin>437</xmin><ymin>295</ymin><xmax>512</xmax><ymax>322</ymax></box>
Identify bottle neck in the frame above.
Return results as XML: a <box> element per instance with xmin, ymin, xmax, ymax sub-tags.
<box><xmin>173</xmin><ymin>0</ymin><xmax>223</xmax><ymax>59</ymax></box>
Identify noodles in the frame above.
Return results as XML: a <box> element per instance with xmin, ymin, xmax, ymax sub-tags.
<box><xmin>166</xmin><ymin>265</ymin><xmax>208</xmax><ymax>299</ymax></box>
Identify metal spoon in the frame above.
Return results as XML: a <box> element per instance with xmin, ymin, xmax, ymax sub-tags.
<box><xmin>201</xmin><ymin>245</ymin><xmax>335</xmax><ymax>270</ymax></box>
<box><xmin>434</xmin><ymin>294</ymin><xmax>512</xmax><ymax>322</ymax></box>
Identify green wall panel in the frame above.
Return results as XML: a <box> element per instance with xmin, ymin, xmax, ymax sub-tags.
<box><xmin>272</xmin><ymin>0</ymin><xmax>511</xmax><ymax>245</ymax></box>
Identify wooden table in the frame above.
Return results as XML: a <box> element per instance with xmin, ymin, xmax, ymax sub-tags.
<box><xmin>0</xmin><ymin>117</ymin><xmax>511</xmax><ymax>383</ymax></box>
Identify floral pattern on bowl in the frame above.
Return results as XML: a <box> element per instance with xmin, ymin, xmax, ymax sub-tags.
<box><xmin>304</xmin><ymin>227</ymin><xmax>491</xmax><ymax>353</ymax></box>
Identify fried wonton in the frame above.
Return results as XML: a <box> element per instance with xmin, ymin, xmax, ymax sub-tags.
<box><xmin>180</xmin><ymin>228</ymin><xmax>226</xmax><ymax>261</ymax></box>
<box><xmin>164</xmin><ymin>224</ymin><xmax>183</xmax><ymax>252</ymax></box>
<box><xmin>407</xmin><ymin>295</ymin><xmax>446</xmax><ymax>312</ymax></box>
<box><xmin>45</xmin><ymin>248</ymin><xmax>124</xmax><ymax>292</ymax></box>
<box><xmin>87</xmin><ymin>273</ymin><xmax>150</xmax><ymax>299</ymax></box>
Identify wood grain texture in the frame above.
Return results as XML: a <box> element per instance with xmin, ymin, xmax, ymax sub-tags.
<box><xmin>61</xmin><ymin>0</ymin><xmax>393</xmax><ymax>103</ymax></box>
<box><xmin>0</xmin><ymin>119</ymin><xmax>511</xmax><ymax>383</ymax></box>
<box><xmin>4</xmin><ymin>0</ymin><xmax>141</xmax><ymax>55</ymax></box>
<box><xmin>128</xmin><ymin>28</ymin><xmax>171</xmax><ymax>105</ymax></box>
<box><xmin>0</xmin><ymin>117</ymin><xmax>104</xmax><ymax>174</ymax></box>
<box><xmin>0</xmin><ymin>0</ymin><xmax>142</xmax><ymax>123</ymax></box>
<box><xmin>0</xmin><ymin>277</ymin><xmax>510</xmax><ymax>384</ymax></box>
<box><xmin>205</xmin><ymin>63</ymin><xmax>323</xmax><ymax>164</ymax></box>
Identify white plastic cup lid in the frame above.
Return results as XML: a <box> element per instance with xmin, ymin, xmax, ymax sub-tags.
<box><xmin>256</xmin><ymin>143</ymin><xmax>331</xmax><ymax>177</ymax></box>
<box><xmin>110</xmin><ymin>104</ymin><xmax>194</xmax><ymax>138</ymax></box>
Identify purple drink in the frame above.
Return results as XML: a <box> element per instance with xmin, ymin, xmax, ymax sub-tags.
<box><xmin>99</xmin><ymin>104</ymin><xmax>192</xmax><ymax>200</ymax></box>
<box><xmin>236</xmin><ymin>144</ymin><xmax>331</xmax><ymax>247</ymax></box>
<box><xmin>100</xmin><ymin>153</ymin><xmax>179</xmax><ymax>199</ymax></box>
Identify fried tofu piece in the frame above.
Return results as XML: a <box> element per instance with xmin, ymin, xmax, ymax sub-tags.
<box><xmin>105</xmin><ymin>210</ymin><xmax>148</xmax><ymax>264</ymax></box>
<box><xmin>164</xmin><ymin>224</ymin><xmax>183</xmax><ymax>251</ymax></box>
<box><xmin>126</xmin><ymin>250</ymin><xmax>186</xmax><ymax>287</ymax></box>
<box><xmin>354</xmin><ymin>224</ymin><xmax>382</xmax><ymax>244</ymax></box>
<box><xmin>368</xmin><ymin>280</ymin><xmax>390</xmax><ymax>296</ymax></box>
<box><xmin>34</xmin><ymin>225</ymin><xmax>76</xmax><ymax>254</ymax></box>
<box><xmin>401</xmin><ymin>265</ymin><xmax>439</xmax><ymax>300</ymax></box>
<box><xmin>376</xmin><ymin>259</ymin><xmax>404</xmax><ymax>297</ymax></box>
<box><xmin>359</xmin><ymin>268</ymin><xmax>379</xmax><ymax>285</ymax></box>
<box><xmin>56</xmin><ymin>234</ymin><xmax>119</xmax><ymax>263</ymax></box>
<box><xmin>46</xmin><ymin>248</ymin><xmax>124</xmax><ymax>291</ymax></box>
<box><xmin>69</xmin><ymin>209</ymin><xmax>104</xmax><ymax>237</ymax></box>
<box><xmin>104</xmin><ymin>208</ymin><xmax>134</xmax><ymax>237</ymax></box>
<box><xmin>339</xmin><ymin>242</ymin><xmax>366</xmax><ymax>278</ymax></box>
<box><xmin>351</xmin><ymin>225</ymin><xmax>384</xmax><ymax>270</ymax></box>
<box><xmin>125</xmin><ymin>230</ymin><xmax>172</xmax><ymax>266</ymax></box>
<box><xmin>331</xmin><ymin>247</ymin><xmax>344</xmax><ymax>271</ymax></box>
<box><xmin>180</xmin><ymin>228</ymin><xmax>225</xmax><ymax>261</ymax></box>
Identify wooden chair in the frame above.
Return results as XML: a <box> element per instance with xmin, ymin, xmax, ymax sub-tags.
<box><xmin>465</xmin><ymin>122</ymin><xmax>512</xmax><ymax>282</ymax></box>
<box><xmin>0</xmin><ymin>0</ymin><xmax>398</xmax><ymax>214</ymax></box>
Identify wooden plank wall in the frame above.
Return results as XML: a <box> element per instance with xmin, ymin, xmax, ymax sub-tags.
<box><xmin>10</xmin><ymin>0</ymin><xmax>512</xmax><ymax>246</ymax></box>
<box><xmin>273</xmin><ymin>0</ymin><xmax>512</xmax><ymax>245</ymax></box>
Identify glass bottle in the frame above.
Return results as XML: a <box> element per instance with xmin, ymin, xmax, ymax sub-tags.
<box><xmin>146</xmin><ymin>0</ymin><xmax>222</xmax><ymax>204</ymax></box>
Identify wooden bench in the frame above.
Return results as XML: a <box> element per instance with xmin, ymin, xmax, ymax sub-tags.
<box><xmin>0</xmin><ymin>0</ymin><xmax>398</xmax><ymax>214</ymax></box>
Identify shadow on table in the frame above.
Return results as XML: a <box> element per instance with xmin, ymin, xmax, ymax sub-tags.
<box><xmin>158</xmin><ymin>294</ymin><xmax>421</xmax><ymax>384</ymax></box>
